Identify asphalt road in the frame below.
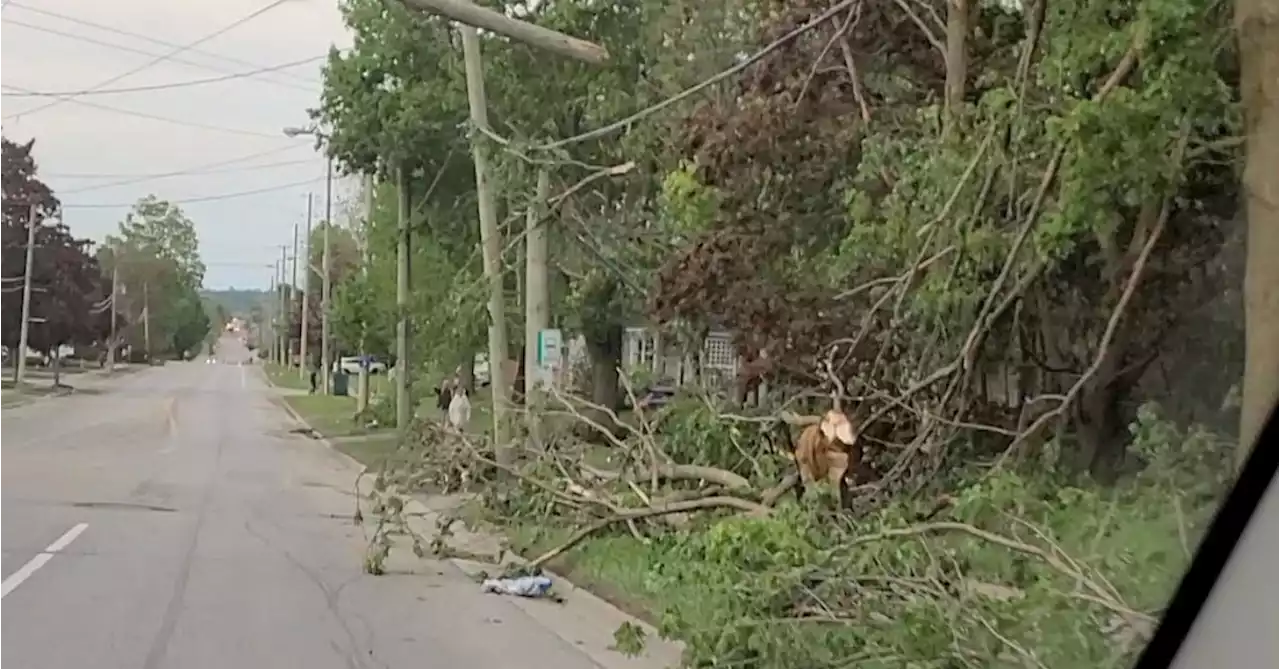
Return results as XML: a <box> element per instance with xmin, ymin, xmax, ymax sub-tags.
<box><xmin>1</xmin><ymin>336</ymin><xmax>605</xmax><ymax>669</ymax></box>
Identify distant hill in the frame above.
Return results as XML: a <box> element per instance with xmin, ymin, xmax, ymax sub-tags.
<box><xmin>202</xmin><ymin>288</ymin><xmax>270</xmax><ymax>317</ymax></box>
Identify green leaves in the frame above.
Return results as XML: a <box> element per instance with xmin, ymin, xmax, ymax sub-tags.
<box><xmin>317</xmin><ymin>0</ymin><xmax>469</xmax><ymax>175</ymax></box>
<box><xmin>658</xmin><ymin>164</ymin><xmax>719</xmax><ymax>241</ymax></box>
<box><xmin>107</xmin><ymin>196</ymin><xmax>212</xmax><ymax>358</ymax></box>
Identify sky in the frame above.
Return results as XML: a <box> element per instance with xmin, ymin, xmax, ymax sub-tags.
<box><xmin>1</xmin><ymin>0</ymin><xmax>358</xmax><ymax>290</ymax></box>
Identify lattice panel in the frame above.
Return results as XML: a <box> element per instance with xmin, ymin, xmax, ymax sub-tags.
<box><xmin>701</xmin><ymin>335</ymin><xmax>737</xmax><ymax>370</ymax></box>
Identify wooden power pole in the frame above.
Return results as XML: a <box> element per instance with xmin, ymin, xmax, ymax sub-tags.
<box><xmin>403</xmin><ymin>0</ymin><xmax>608</xmax><ymax>63</ymax></box>
<box><xmin>107</xmin><ymin>262</ymin><xmax>119</xmax><ymax>373</ymax></box>
<box><xmin>410</xmin><ymin>0</ymin><xmax>608</xmax><ymax>466</ymax></box>
<box><xmin>357</xmin><ymin>174</ymin><xmax>374</xmax><ymax>413</ymax></box>
<box><xmin>268</xmin><ymin>267</ymin><xmax>277</xmax><ymax>364</ymax></box>
<box><xmin>279</xmin><ymin>245</ymin><xmax>289</xmax><ymax>365</ymax></box>
<box><xmin>395</xmin><ymin>165</ymin><xmax>412</xmax><ymax>431</ymax></box>
<box><xmin>460</xmin><ymin>26</ymin><xmax>516</xmax><ymax>465</ymax></box>
<box><xmin>301</xmin><ymin>194</ymin><xmax>313</xmax><ymax>378</ymax></box>
<box><xmin>290</xmin><ymin>221</ymin><xmax>300</xmax><ymax>371</ymax></box>
<box><xmin>321</xmin><ymin>157</ymin><xmax>334</xmax><ymax>395</ymax></box>
<box><xmin>143</xmin><ymin>281</ymin><xmax>152</xmax><ymax>363</ymax></box>
<box><xmin>14</xmin><ymin>203</ymin><xmax>39</xmax><ymax>387</ymax></box>
<box><xmin>524</xmin><ymin>169</ymin><xmax>551</xmax><ymax>441</ymax></box>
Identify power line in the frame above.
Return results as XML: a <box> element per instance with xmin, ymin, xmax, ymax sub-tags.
<box><xmin>1</xmin><ymin>83</ymin><xmax>285</xmax><ymax>138</ymax></box>
<box><xmin>57</xmin><ymin>151</ymin><xmax>315</xmax><ymax>195</ymax></box>
<box><xmin>5</xmin><ymin>0</ymin><xmax>293</xmax><ymax>119</ymax></box>
<box><xmin>62</xmin><ymin>175</ymin><xmax>327</xmax><ymax>209</ymax></box>
<box><xmin>47</xmin><ymin>156</ymin><xmax>314</xmax><ymax>180</ymax></box>
<box><xmin>5</xmin><ymin>1</ymin><xmax>322</xmax><ymax>89</ymax></box>
<box><xmin>3</xmin><ymin>54</ymin><xmax>325</xmax><ymax>97</ymax></box>
<box><xmin>2</xmin><ymin>19</ymin><xmax>320</xmax><ymax>94</ymax></box>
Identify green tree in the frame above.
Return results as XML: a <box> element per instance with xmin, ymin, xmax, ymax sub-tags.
<box><xmin>2</xmin><ymin>137</ymin><xmax>113</xmax><ymax>364</ymax></box>
<box><xmin>315</xmin><ymin>0</ymin><xmax>484</xmax><ymax>384</ymax></box>
<box><xmin>115</xmin><ymin>195</ymin><xmax>205</xmax><ymax>287</ymax></box>
<box><xmin>101</xmin><ymin>196</ymin><xmax>211</xmax><ymax>359</ymax></box>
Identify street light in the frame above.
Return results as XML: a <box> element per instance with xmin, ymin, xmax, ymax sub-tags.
<box><xmin>283</xmin><ymin>124</ymin><xmax>334</xmax><ymax>395</ymax></box>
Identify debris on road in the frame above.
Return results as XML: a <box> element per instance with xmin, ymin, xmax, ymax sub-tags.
<box><xmin>481</xmin><ymin>575</ymin><xmax>554</xmax><ymax>598</ymax></box>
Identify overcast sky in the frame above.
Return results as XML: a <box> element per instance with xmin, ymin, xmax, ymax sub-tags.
<box><xmin>1</xmin><ymin>0</ymin><xmax>357</xmax><ymax>290</ymax></box>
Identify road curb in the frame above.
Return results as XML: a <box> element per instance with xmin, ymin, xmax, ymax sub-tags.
<box><xmin>387</xmin><ymin>489</ymin><xmax>684</xmax><ymax>669</ymax></box>
<box><xmin>260</xmin><ymin>365</ymin><xmax>372</xmax><ymax>474</ymax></box>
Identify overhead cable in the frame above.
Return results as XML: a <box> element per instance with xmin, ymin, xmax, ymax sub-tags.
<box><xmin>62</xmin><ymin>175</ymin><xmax>328</xmax><ymax>209</ymax></box>
<box><xmin>46</xmin><ymin>154</ymin><xmax>313</xmax><ymax>180</ymax></box>
<box><xmin>2</xmin><ymin>18</ymin><xmax>320</xmax><ymax>94</ymax></box>
<box><xmin>6</xmin><ymin>1</ymin><xmax>322</xmax><ymax>89</ymax></box>
<box><xmin>3</xmin><ymin>54</ymin><xmax>325</xmax><ymax>97</ymax></box>
<box><xmin>54</xmin><ymin>142</ymin><xmax>314</xmax><ymax>191</ymax></box>
<box><xmin>2</xmin><ymin>83</ymin><xmax>286</xmax><ymax>139</ymax></box>
<box><xmin>5</xmin><ymin>0</ymin><xmax>293</xmax><ymax>118</ymax></box>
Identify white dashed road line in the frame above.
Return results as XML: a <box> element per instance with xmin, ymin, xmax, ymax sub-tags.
<box><xmin>1</xmin><ymin>523</ymin><xmax>89</xmax><ymax>599</ymax></box>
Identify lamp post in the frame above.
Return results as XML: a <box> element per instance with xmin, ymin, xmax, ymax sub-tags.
<box><xmin>284</xmin><ymin>125</ymin><xmax>334</xmax><ymax>394</ymax></box>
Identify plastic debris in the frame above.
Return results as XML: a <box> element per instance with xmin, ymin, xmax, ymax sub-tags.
<box><xmin>481</xmin><ymin>575</ymin><xmax>554</xmax><ymax>598</ymax></box>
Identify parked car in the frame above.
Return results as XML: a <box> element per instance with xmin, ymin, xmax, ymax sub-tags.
<box><xmin>332</xmin><ymin>356</ymin><xmax>387</xmax><ymax>375</ymax></box>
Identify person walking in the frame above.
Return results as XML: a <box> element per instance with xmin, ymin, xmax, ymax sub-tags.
<box><xmin>436</xmin><ymin>376</ymin><xmax>454</xmax><ymax>413</ymax></box>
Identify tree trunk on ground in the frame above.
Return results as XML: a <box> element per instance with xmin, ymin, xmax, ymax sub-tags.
<box><xmin>1236</xmin><ymin>0</ymin><xmax>1278</xmax><ymax>470</ymax></box>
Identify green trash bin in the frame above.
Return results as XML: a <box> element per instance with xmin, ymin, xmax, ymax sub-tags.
<box><xmin>332</xmin><ymin>371</ymin><xmax>350</xmax><ymax>396</ymax></box>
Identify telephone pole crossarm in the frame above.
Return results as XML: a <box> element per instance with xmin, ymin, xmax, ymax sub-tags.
<box><xmin>400</xmin><ymin>0</ymin><xmax>610</xmax><ymax>65</ymax></box>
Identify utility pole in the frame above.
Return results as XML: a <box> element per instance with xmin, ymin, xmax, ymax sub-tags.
<box><xmin>143</xmin><ymin>281</ymin><xmax>152</xmax><ymax>363</ymax></box>
<box><xmin>279</xmin><ymin>243</ymin><xmax>291</xmax><ymax>367</ymax></box>
<box><xmin>300</xmin><ymin>194</ymin><xmax>312</xmax><ymax>381</ymax></box>
<box><xmin>461</xmin><ymin>26</ymin><xmax>514</xmax><ymax>463</ymax></box>
<box><xmin>524</xmin><ymin>169</ymin><xmax>551</xmax><ymax>442</ymax></box>
<box><xmin>14</xmin><ymin>203</ymin><xmax>39</xmax><ymax>387</ymax></box>
<box><xmin>321</xmin><ymin>157</ymin><xmax>334</xmax><ymax>395</ymax></box>
<box><xmin>278</xmin><ymin>246</ymin><xmax>288</xmax><ymax>366</ymax></box>
<box><xmin>357</xmin><ymin>174</ymin><xmax>374</xmax><ymax>413</ymax></box>
<box><xmin>405</xmin><ymin>0</ymin><xmax>606</xmax><ymax>453</ymax></box>
<box><xmin>394</xmin><ymin>165</ymin><xmax>412</xmax><ymax>430</ymax></box>
<box><xmin>107</xmin><ymin>261</ymin><xmax>119</xmax><ymax>373</ymax></box>
<box><xmin>291</xmin><ymin>221</ymin><xmax>300</xmax><ymax>372</ymax></box>
<box><xmin>268</xmin><ymin>267</ymin><xmax>278</xmax><ymax>364</ymax></box>
<box><xmin>401</xmin><ymin>0</ymin><xmax>609</xmax><ymax>63</ymax></box>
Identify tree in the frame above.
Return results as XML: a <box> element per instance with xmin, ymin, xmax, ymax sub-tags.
<box><xmin>113</xmin><ymin>195</ymin><xmax>206</xmax><ymax>287</ymax></box>
<box><xmin>645</xmin><ymin>0</ymin><xmax>1242</xmax><ymax>478</ymax></box>
<box><xmin>315</xmin><ymin>0</ymin><xmax>486</xmax><ymax>387</ymax></box>
<box><xmin>2</xmin><ymin>137</ymin><xmax>110</xmax><ymax>367</ymax></box>
<box><xmin>101</xmin><ymin>197</ymin><xmax>212</xmax><ymax>360</ymax></box>
<box><xmin>169</xmin><ymin>292</ymin><xmax>212</xmax><ymax>358</ymax></box>
<box><xmin>285</xmin><ymin>220</ymin><xmax>363</xmax><ymax>359</ymax></box>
